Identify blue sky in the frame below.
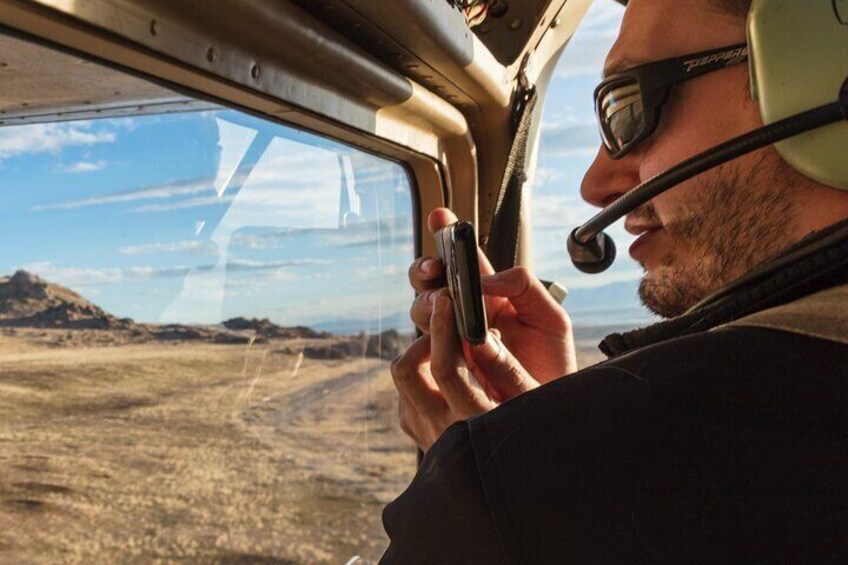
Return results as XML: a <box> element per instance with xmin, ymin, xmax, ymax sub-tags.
<box><xmin>530</xmin><ymin>1</ymin><xmax>639</xmax><ymax>288</ymax></box>
<box><xmin>0</xmin><ymin>112</ymin><xmax>415</xmax><ymax>329</ymax></box>
<box><xmin>0</xmin><ymin>0</ymin><xmax>647</xmax><ymax>329</ymax></box>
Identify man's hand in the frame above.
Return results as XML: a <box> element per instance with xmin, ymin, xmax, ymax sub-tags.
<box><xmin>392</xmin><ymin>289</ymin><xmax>540</xmax><ymax>452</ymax></box>
<box><xmin>393</xmin><ymin>208</ymin><xmax>579</xmax><ymax>451</ymax></box>
<box><xmin>408</xmin><ymin>208</ymin><xmax>577</xmax><ymax>383</ymax></box>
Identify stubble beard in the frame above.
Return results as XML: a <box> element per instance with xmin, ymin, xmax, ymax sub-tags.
<box><xmin>637</xmin><ymin>152</ymin><xmax>800</xmax><ymax>318</ymax></box>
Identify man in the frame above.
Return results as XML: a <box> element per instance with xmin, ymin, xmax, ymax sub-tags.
<box><xmin>381</xmin><ymin>0</ymin><xmax>848</xmax><ymax>562</ymax></box>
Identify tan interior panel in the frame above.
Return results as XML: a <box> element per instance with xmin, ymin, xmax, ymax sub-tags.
<box><xmin>0</xmin><ymin>31</ymin><xmax>216</xmax><ymax>125</ymax></box>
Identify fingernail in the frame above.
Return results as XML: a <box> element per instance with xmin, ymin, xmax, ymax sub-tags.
<box><xmin>472</xmin><ymin>332</ymin><xmax>501</xmax><ymax>361</ymax></box>
<box><xmin>482</xmin><ymin>273</ymin><xmax>502</xmax><ymax>285</ymax></box>
<box><xmin>420</xmin><ymin>258</ymin><xmax>436</xmax><ymax>272</ymax></box>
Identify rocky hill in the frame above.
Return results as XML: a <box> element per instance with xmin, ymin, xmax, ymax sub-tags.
<box><xmin>0</xmin><ymin>270</ymin><xmax>410</xmax><ymax>358</ymax></box>
<box><xmin>223</xmin><ymin>317</ymin><xmax>331</xmax><ymax>339</ymax></box>
<box><xmin>0</xmin><ymin>270</ymin><xmax>131</xmax><ymax>330</ymax></box>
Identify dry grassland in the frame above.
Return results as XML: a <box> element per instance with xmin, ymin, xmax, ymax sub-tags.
<box><xmin>0</xmin><ymin>330</ymin><xmax>416</xmax><ymax>564</ymax></box>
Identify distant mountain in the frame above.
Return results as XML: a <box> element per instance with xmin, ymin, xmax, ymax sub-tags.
<box><xmin>0</xmin><ymin>270</ymin><xmax>132</xmax><ymax>330</ymax></box>
<box><xmin>222</xmin><ymin>317</ymin><xmax>331</xmax><ymax>339</ymax></box>
<box><xmin>0</xmin><ymin>270</ymin><xmax>323</xmax><ymax>341</ymax></box>
<box><xmin>313</xmin><ymin>281</ymin><xmax>653</xmax><ymax>334</ymax></box>
<box><xmin>312</xmin><ymin>311</ymin><xmax>413</xmax><ymax>335</ymax></box>
<box><xmin>0</xmin><ymin>270</ymin><xmax>408</xmax><ymax>361</ymax></box>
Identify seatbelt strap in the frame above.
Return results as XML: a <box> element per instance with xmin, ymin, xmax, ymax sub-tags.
<box><xmin>486</xmin><ymin>83</ymin><xmax>538</xmax><ymax>273</ymax></box>
<box><xmin>721</xmin><ymin>285</ymin><xmax>848</xmax><ymax>345</ymax></box>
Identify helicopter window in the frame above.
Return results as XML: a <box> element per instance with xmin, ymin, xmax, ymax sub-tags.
<box><xmin>530</xmin><ymin>0</ymin><xmax>654</xmax><ymax>367</ymax></box>
<box><xmin>0</xmin><ymin>31</ymin><xmax>416</xmax><ymax>564</ymax></box>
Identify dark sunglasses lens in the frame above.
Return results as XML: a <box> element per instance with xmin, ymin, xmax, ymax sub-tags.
<box><xmin>598</xmin><ymin>78</ymin><xmax>644</xmax><ymax>156</ymax></box>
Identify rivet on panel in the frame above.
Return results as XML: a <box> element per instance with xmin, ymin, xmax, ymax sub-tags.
<box><xmin>509</xmin><ymin>18</ymin><xmax>523</xmax><ymax>30</ymax></box>
<box><xmin>150</xmin><ymin>19</ymin><xmax>160</xmax><ymax>36</ymax></box>
<box><xmin>251</xmin><ymin>64</ymin><xmax>261</xmax><ymax>80</ymax></box>
<box><xmin>206</xmin><ymin>47</ymin><xmax>217</xmax><ymax>62</ymax></box>
<box><xmin>489</xmin><ymin>0</ymin><xmax>508</xmax><ymax>17</ymax></box>
<box><xmin>550</xmin><ymin>17</ymin><xmax>561</xmax><ymax>29</ymax></box>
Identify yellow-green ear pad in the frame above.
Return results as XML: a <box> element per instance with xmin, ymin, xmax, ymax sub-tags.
<box><xmin>748</xmin><ymin>0</ymin><xmax>848</xmax><ymax>190</ymax></box>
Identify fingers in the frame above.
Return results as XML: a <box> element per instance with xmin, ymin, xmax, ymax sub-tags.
<box><xmin>408</xmin><ymin>256</ymin><xmax>445</xmax><ymax>293</ymax></box>
<box><xmin>427</xmin><ymin>207</ymin><xmax>459</xmax><ymax>234</ymax></box>
<box><xmin>397</xmin><ymin>395</ymin><xmax>447</xmax><ymax>453</ymax></box>
<box><xmin>467</xmin><ymin>331</ymin><xmax>539</xmax><ymax>400</ymax></box>
<box><xmin>481</xmin><ymin>266</ymin><xmax>571</xmax><ymax>332</ymax></box>
<box><xmin>390</xmin><ymin>335</ymin><xmax>446</xmax><ymax>417</ymax></box>
<box><xmin>409</xmin><ymin>290</ymin><xmax>438</xmax><ymax>333</ymax></box>
<box><xmin>430</xmin><ymin>291</ymin><xmax>497</xmax><ymax>418</ymax></box>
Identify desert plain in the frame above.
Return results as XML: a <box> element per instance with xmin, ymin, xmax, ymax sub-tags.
<box><xmin>0</xmin><ymin>271</ymin><xmax>612</xmax><ymax>564</ymax></box>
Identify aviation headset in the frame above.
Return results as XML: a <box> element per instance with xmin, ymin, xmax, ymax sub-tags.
<box><xmin>568</xmin><ymin>0</ymin><xmax>848</xmax><ymax>273</ymax></box>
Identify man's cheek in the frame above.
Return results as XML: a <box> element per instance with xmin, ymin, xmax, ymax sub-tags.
<box><xmin>651</xmin><ymin>173</ymin><xmax>710</xmax><ymax>231</ymax></box>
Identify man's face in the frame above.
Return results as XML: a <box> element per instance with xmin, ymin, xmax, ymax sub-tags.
<box><xmin>580</xmin><ymin>0</ymin><xmax>805</xmax><ymax>318</ymax></box>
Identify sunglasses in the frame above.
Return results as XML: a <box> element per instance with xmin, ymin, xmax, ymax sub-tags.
<box><xmin>595</xmin><ymin>43</ymin><xmax>749</xmax><ymax>159</ymax></box>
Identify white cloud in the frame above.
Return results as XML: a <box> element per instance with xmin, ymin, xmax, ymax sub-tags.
<box><xmin>0</xmin><ymin>122</ymin><xmax>116</xmax><ymax>162</ymax></box>
<box><xmin>539</xmin><ymin>121</ymin><xmax>600</xmax><ymax>159</ymax></box>
<box><xmin>57</xmin><ymin>160</ymin><xmax>109</xmax><ymax>174</ymax></box>
<box><xmin>32</xmin><ymin>177</ymin><xmax>216</xmax><ymax>211</ymax></box>
<box><xmin>131</xmin><ymin>194</ymin><xmax>233</xmax><ymax>213</ymax></box>
<box><xmin>118</xmin><ymin>240</ymin><xmax>216</xmax><ymax>255</ymax></box>
<box><xmin>531</xmin><ymin>194</ymin><xmax>593</xmax><ymax>232</ymax></box>
<box><xmin>21</xmin><ymin>258</ymin><xmax>325</xmax><ymax>290</ymax></box>
<box><xmin>553</xmin><ymin>0</ymin><xmax>624</xmax><ymax>79</ymax></box>
<box><xmin>531</xmin><ymin>166</ymin><xmax>567</xmax><ymax>190</ymax></box>
<box><xmin>580</xmin><ymin>0</ymin><xmax>626</xmax><ymax>32</ymax></box>
<box><xmin>21</xmin><ymin>262</ymin><xmax>123</xmax><ymax>287</ymax></box>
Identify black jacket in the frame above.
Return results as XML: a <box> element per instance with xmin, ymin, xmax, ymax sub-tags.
<box><xmin>380</xmin><ymin>220</ymin><xmax>848</xmax><ymax>564</ymax></box>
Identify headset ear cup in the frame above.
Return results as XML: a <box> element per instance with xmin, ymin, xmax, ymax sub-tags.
<box><xmin>748</xmin><ymin>0</ymin><xmax>848</xmax><ymax>190</ymax></box>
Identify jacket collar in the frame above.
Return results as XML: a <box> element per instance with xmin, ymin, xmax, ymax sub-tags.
<box><xmin>599</xmin><ymin>218</ymin><xmax>848</xmax><ymax>358</ymax></box>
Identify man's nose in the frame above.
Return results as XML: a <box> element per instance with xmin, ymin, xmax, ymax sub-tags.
<box><xmin>580</xmin><ymin>145</ymin><xmax>640</xmax><ymax>208</ymax></box>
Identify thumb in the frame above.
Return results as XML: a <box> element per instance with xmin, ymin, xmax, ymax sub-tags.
<box><xmin>468</xmin><ymin>331</ymin><xmax>539</xmax><ymax>400</ymax></box>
